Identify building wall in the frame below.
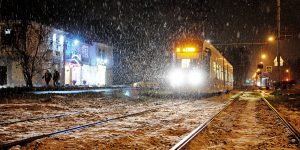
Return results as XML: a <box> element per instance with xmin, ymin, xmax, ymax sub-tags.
<box><xmin>0</xmin><ymin>21</ymin><xmax>114</xmax><ymax>87</ymax></box>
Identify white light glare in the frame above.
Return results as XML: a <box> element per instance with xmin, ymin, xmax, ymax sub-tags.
<box><xmin>104</xmin><ymin>59</ymin><xmax>108</xmax><ymax>64</ymax></box>
<box><xmin>59</xmin><ymin>35</ymin><xmax>64</xmax><ymax>45</ymax></box>
<box><xmin>168</xmin><ymin>69</ymin><xmax>184</xmax><ymax>87</ymax></box>
<box><xmin>5</xmin><ymin>29</ymin><xmax>11</xmax><ymax>35</ymax></box>
<box><xmin>188</xmin><ymin>70</ymin><xmax>205</xmax><ymax>86</ymax></box>
<box><xmin>52</xmin><ymin>34</ymin><xmax>56</xmax><ymax>42</ymax></box>
<box><xmin>74</xmin><ymin>39</ymin><xmax>80</xmax><ymax>45</ymax></box>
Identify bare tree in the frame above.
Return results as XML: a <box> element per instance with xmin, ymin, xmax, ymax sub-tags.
<box><xmin>1</xmin><ymin>20</ymin><xmax>51</xmax><ymax>87</ymax></box>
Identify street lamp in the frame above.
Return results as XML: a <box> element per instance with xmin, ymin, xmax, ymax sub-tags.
<box><xmin>285</xmin><ymin>69</ymin><xmax>290</xmax><ymax>81</ymax></box>
<box><xmin>268</xmin><ymin>36</ymin><xmax>274</xmax><ymax>42</ymax></box>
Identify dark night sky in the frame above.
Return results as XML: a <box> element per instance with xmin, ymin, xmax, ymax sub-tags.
<box><xmin>1</xmin><ymin>0</ymin><xmax>300</xmax><ymax>84</ymax></box>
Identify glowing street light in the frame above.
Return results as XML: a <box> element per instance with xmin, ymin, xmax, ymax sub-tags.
<box><xmin>268</xmin><ymin>36</ymin><xmax>274</xmax><ymax>42</ymax></box>
<box><xmin>285</xmin><ymin>69</ymin><xmax>289</xmax><ymax>73</ymax></box>
<box><xmin>73</xmin><ymin>39</ymin><xmax>80</xmax><ymax>45</ymax></box>
<box><xmin>261</xmin><ymin>54</ymin><xmax>266</xmax><ymax>59</ymax></box>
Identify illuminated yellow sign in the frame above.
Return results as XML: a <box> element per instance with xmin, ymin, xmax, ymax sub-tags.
<box><xmin>176</xmin><ymin>52</ymin><xmax>199</xmax><ymax>59</ymax></box>
<box><xmin>176</xmin><ymin>47</ymin><xmax>196</xmax><ymax>53</ymax></box>
<box><xmin>183</xmin><ymin>47</ymin><xmax>195</xmax><ymax>52</ymax></box>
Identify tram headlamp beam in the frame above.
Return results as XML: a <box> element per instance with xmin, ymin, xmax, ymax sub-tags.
<box><xmin>168</xmin><ymin>69</ymin><xmax>184</xmax><ymax>87</ymax></box>
<box><xmin>188</xmin><ymin>70</ymin><xmax>205</xmax><ymax>86</ymax></box>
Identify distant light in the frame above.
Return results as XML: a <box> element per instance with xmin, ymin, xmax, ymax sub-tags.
<box><xmin>285</xmin><ymin>69</ymin><xmax>289</xmax><ymax>73</ymax></box>
<box><xmin>74</xmin><ymin>39</ymin><xmax>80</xmax><ymax>45</ymax></box>
<box><xmin>176</xmin><ymin>47</ymin><xmax>181</xmax><ymax>52</ymax></box>
<box><xmin>268</xmin><ymin>36</ymin><xmax>274</xmax><ymax>42</ymax></box>
<box><xmin>261</xmin><ymin>54</ymin><xmax>266</xmax><ymax>59</ymax></box>
<box><xmin>104</xmin><ymin>59</ymin><xmax>108</xmax><ymax>64</ymax></box>
<box><xmin>206</xmin><ymin>39</ymin><xmax>211</xmax><ymax>43</ymax></box>
<box><xmin>52</xmin><ymin>34</ymin><xmax>57</xmax><ymax>42</ymax></box>
<box><xmin>257</xmin><ymin>81</ymin><xmax>261</xmax><ymax>86</ymax></box>
<box><xmin>260</xmin><ymin>62</ymin><xmax>263</xmax><ymax>64</ymax></box>
<box><xmin>245</xmin><ymin>79</ymin><xmax>250</xmax><ymax>84</ymax></box>
<box><xmin>124</xmin><ymin>90</ymin><xmax>130</xmax><ymax>97</ymax></box>
<box><xmin>5</xmin><ymin>29</ymin><xmax>11</xmax><ymax>35</ymax></box>
<box><xmin>59</xmin><ymin>35</ymin><xmax>64</xmax><ymax>45</ymax></box>
<box><xmin>286</xmin><ymin>78</ymin><xmax>289</xmax><ymax>81</ymax></box>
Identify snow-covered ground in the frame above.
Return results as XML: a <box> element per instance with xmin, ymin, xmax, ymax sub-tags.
<box><xmin>183</xmin><ymin>92</ymin><xmax>299</xmax><ymax>149</ymax></box>
<box><xmin>263</xmin><ymin>91</ymin><xmax>300</xmax><ymax>140</ymax></box>
<box><xmin>1</xmin><ymin>91</ymin><xmax>238</xmax><ymax>149</ymax></box>
<box><xmin>1</xmin><ymin>90</ymin><xmax>299</xmax><ymax>149</ymax></box>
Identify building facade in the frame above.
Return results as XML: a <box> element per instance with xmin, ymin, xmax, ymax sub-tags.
<box><xmin>0</xmin><ymin>21</ymin><xmax>113</xmax><ymax>87</ymax></box>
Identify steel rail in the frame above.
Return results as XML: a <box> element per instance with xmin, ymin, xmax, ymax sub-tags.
<box><xmin>0</xmin><ymin>109</ymin><xmax>153</xmax><ymax>149</ymax></box>
<box><xmin>0</xmin><ymin>91</ymin><xmax>228</xmax><ymax>149</ymax></box>
<box><xmin>0</xmin><ymin>111</ymin><xmax>83</xmax><ymax>126</ymax></box>
<box><xmin>261</xmin><ymin>96</ymin><xmax>300</xmax><ymax>145</ymax></box>
<box><xmin>0</xmin><ymin>94</ymin><xmax>197</xmax><ymax>149</ymax></box>
<box><xmin>171</xmin><ymin>92</ymin><xmax>243</xmax><ymax>150</ymax></box>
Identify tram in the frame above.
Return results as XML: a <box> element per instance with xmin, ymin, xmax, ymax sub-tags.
<box><xmin>167</xmin><ymin>37</ymin><xmax>233</xmax><ymax>93</ymax></box>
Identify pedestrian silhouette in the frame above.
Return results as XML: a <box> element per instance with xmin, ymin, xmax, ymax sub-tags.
<box><xmin>43</xmin><ymin>70</ymin><xmax>52</xmax><ymax>86</ymax></box>
<box><xmin>53</xmin><ymin>69</ymin><xmax>60</xmax><ymax>87</ymax></box>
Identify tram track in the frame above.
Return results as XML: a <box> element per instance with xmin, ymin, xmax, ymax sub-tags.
<box><xmin>171</xmin><ymin>91</ymin><xmax>300</xmax><ymax>149</ymax></box>
<box><xmin>0</xmin><ymin>93</ymin><xmax>206</xmax><ymax>149</ymax></box>
<box><xmin>171</xmin><ymin>92</ymin><xmax>243</xmax><ymax>150</ymax></box>
<box><xmin>0</xmin><ymin>111</ymin><xmax>84</xmax><ymax>126</ymax></box>
<box><xmin>0</xmin><ymin>90</ymin><xmax>224</xmax><ymax>129</ymax></box>
<box><xmin>261</xmin><ymin>96</ymin><xmax>300</xmax><ymax>145</ymax></box>
<box><xmin>0</xmin><ymin>109</ymin><xmax>153</xmax><ymax>149</ymax></box>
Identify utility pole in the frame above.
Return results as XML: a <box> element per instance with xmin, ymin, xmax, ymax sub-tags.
<box><xmin>277</xmin><ymin>0</ymin><xmax>281</xmax><ymax>82</ymax></box>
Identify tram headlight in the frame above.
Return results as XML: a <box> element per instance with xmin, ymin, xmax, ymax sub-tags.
<box><xmin>168</xmin><ymin>69</ymin><xmax>184</xmax><ymax>87</ymax></box>
<box><xmin>188</xmin><ymin>70</ymin><xmax>205</xmax><ymax>86</ymax></box>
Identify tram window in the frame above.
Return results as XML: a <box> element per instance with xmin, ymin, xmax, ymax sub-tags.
<box><xmin>221</xmin><ymin>66</ymin><xmax>223</xmax><ymax>80</ymax></box>
<box><xmin>216</xmin><ymin>64</ymin><xmax>219</xmax><ymax>79</ymax></box>
<box><xmin>181</xmin><ymin>59</ymin><xmax>190</xmax><ymax>68</ymax></box>
<box><xmin>213</xmin><ymin>62</ymin><xmax>217</xmax><ymax>77</ymax></box>
<box><xmin>225</xmin><ymin>69</ymin><xmax>227</xmax><ymax>81</ymax></box>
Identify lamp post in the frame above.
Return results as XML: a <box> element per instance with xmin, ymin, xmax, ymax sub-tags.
<box><xmin>276</xmin><ymin>0</ymin><xmax>281</xmax><ymax>82</ymax></box>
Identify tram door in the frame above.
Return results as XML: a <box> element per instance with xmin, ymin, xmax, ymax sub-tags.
<box><xmin>0</xmin><ymin>66</ymin><xmax>7</xmax><ymax>85</ymax></box>
<box><xmin>203</xmin><ymin>48</ymin><xmax>211</xmax><ymax>72</ymax></box>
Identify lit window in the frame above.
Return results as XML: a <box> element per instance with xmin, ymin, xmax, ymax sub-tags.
<box><xmin>52</xmin><ymin>34</ymin><xmax>56</xmax><ymax>42</ymax></box>
<box><xmin>213</xmin><ymin>62</ymin><xmax>217</xmax><ymax>77</ymax></box>
<box><xmin>59</xmin><ymin>35</ymin><xmax>64</xmax><ymax>45</ymax></box>
<box><xmin>181</xmin><ymin>59</ymin><xmax>190</xmax><ymax>68</ymax></box>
